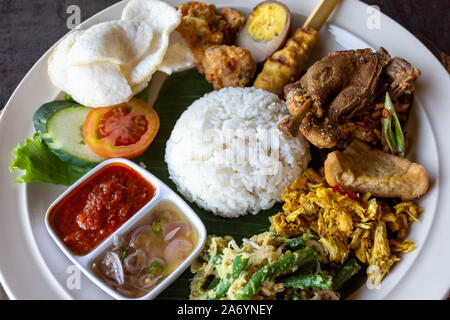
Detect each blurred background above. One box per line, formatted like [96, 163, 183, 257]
[0, 0, 449, 299]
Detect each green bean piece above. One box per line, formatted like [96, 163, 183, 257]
[285, 237, 304, 249]
[297, 258, 319, 275]
[210, 254, 249, 300]
[207, 276, 221, 290]
[202, 254, 223, 291]
[284, 231, 318, 249]
[333, 258, 361, 290]
[233, 247, 316, 300]
[283, 274, 332, 290]
[232, 255, 249, 278]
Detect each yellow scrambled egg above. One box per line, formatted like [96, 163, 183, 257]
[270, 168, 421, 284]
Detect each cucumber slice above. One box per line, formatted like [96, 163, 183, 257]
[33, 100, 76, 134]
[33, 101, 106, 167]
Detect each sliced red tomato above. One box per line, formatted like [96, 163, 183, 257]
[83, 98, 159, 159]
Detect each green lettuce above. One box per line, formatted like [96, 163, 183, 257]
[9, 134, 91, 186]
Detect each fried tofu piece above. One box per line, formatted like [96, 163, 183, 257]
[324, 139, 429, 200]
[203, 45, 256, 90]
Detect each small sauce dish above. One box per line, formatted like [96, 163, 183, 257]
[45, 158, 207, 300]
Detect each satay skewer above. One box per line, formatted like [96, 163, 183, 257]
[303, 0, 341, 30]
[253, 0, 341, 97]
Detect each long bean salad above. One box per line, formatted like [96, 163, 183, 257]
[189, 231, 361, 300]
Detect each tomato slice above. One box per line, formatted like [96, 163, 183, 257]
[83, 98, 159, 158]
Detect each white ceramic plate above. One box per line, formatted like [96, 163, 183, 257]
[1, 0, 449, 300]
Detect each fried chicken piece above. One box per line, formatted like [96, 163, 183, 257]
[202, 45, 256, 90]
[324, 139, 429, 200]
[281, 48, 420, 149]
[367, 221, 399, 285]
[220, 7, 245, 43]
[176, 2, 245, 74]
[270, 168, 422, 284]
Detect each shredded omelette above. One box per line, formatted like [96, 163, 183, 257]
[270, 168, 421, 285]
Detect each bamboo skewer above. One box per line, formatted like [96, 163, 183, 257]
[253, 0, 341, 96]
[303, 0, 341, 31]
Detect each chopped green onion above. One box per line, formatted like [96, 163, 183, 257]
[147, 261, 165, 276]
[382, 92, 405, 156]
[152, 218, 168, 234]
[122, 248, 128, 261]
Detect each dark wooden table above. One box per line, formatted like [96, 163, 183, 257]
[0, 0, 448, 300]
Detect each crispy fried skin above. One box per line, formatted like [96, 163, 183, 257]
[202, 45, 256, 90]
[176, 2, 245, 74]
[324, 139, 429, 200]
[384, 57, 421, 100]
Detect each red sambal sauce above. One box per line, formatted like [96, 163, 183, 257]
[49, 163, 155, 255]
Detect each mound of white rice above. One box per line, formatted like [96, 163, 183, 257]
[165, 87, 310, 218]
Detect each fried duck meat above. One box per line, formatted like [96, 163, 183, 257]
[384, 57, 421, 101]
[202, 45, 256, 90]
[176, 2, 245, 74]
[280, 48, 420, 149]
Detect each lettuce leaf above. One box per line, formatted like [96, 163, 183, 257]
[9, 134, 91, 186]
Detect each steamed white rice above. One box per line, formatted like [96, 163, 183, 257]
[165, 87, 310, 218]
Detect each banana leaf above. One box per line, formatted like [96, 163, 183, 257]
[133, 68, 282, 299]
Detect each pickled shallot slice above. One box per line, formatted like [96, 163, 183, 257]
[163, 221, 190, 241]
[158, 210, 178, 222]
[113, 234, 127, 249]
[149, 256, 166, 267]
[164, 240, 193, 265]
[164, 227, 180, 241]
[116, 285, 145, 297]
[124, 249, 149, 274]
[129, 225, 153, 251]
[102, 251, 125, 285]
[136, 274, 163, 290]
[148, 210, 175, 225]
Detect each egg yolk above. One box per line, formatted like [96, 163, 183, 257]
[246, 3, 287, 42]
